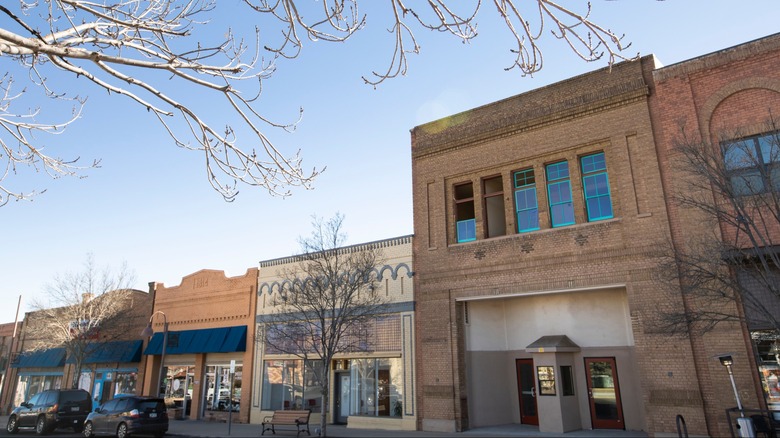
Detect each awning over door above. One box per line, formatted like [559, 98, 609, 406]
[143, 326, 247, 355]
[12, 348, 67, 368]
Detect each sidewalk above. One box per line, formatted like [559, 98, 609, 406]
[0, 415, 648, 437]
[165, 418, 649, 438]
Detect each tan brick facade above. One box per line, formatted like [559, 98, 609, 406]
[410, 33, 780, 433]
[143, 269, 258, 423]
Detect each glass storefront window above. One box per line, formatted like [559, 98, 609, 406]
[14, 374, 63, 406]
[203, 364, 242, 416]
[261, 360, 303, 410]
[114, 372, 137, 395]
[349, 358, 403, 417]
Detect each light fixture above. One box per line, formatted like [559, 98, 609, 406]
[716, 353, 755, 437]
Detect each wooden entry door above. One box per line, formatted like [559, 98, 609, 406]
[585, 357, 624, 429]
[515, 359, 538, 425]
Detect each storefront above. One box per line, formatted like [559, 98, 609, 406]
[143, 326, 247, 421]
[10, 348, 66, 406]
[253, 235, 416, 431]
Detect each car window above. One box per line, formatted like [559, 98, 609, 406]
[39, 392, 56, 406]
[26, 393, 41, 406]
[61, 390, 88, 404]
[114, 398, 131, 412]
[101, 399, 118, 412]
[138, 400, 166, 413]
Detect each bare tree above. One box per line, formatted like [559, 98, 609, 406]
[0, 1, 635, 205]
[655, 119, 780, 336]
[25, 254, 138, 389]
[262, 214, 386, 437]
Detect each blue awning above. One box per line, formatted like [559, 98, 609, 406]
[143, 326, 247, 355]
[66, 340, 143, 364]
[12, 348, 66, 368]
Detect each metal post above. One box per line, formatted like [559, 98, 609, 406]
[159, 320, 168, 398]
[726, 363, 755, 438]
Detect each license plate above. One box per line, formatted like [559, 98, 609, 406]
[150, 413, 157, 418]
[71, 407, 79, 412]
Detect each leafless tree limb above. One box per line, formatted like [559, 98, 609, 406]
[654, 118, 780, 337]
[262, 214, 387, 437]
[1, 1, 634, 204]
[25, 254, 139, 388]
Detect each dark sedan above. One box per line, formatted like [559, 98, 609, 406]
[83, 397, 167, 438]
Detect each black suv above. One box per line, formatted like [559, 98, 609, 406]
[6, 389, 92, 435]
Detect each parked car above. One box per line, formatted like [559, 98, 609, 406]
[6, 388, 92, 435]
[83, 396, 168, 438]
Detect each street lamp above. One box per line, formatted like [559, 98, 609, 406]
[141, 311, 168, 398]
[717, 354, 755, 438]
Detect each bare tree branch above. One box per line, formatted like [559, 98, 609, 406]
[261, 214, 387, 437]
[25, 254, 139, 388]
[654, 117, 780, 337]
[1, 1, 634, 204]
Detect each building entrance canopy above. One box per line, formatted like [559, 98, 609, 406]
[143, 326, 247, 355]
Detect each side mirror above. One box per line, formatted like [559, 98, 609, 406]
[20, 402, 30, 409]
[93, 408, 101, 413]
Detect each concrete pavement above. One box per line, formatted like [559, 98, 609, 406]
[164, 418, 648, 438]
[0, 415, 649, 437]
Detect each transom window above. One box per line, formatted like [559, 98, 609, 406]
[455, 182, 476, 242]
[514, 168, 539, 232]
[723, 131, 780, 196]
[580, 152, 613, 221]
[546, 161, 575, 227]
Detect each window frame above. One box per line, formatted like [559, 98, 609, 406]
[723, 131, 780, 196]
[546, 161, 575, 228]
[482, 175, 506, 238]
[454, 182, 476, 243]
[580, 152, 614, 222]
[513, 168, 540, 233]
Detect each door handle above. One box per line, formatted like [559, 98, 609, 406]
[531, 386, 536, 398]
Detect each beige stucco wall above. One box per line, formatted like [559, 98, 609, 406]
[462, 288, 643, 431]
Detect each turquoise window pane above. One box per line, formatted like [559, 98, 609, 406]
[548, 181, 572, 204]
[515, 187, 539, 232]
[550, 203, 575, 227]
[581, 153, 606, 173]
[546, 162, 569, 181]
[457, 219, 476, 242]
[517, 210, 539, 232]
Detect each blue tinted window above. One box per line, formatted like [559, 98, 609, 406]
[581, 153, 613, 222]
[457, 219, 476, 242]
[514, 169, 539, 233]
[546, 162, 574, 227]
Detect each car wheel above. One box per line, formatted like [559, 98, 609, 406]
[116, 422, 128, 438]
[6, 415, 19, 434]
[35, 416, 48, 435]
[83, 421, 94, 438]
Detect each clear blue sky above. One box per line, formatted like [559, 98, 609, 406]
[2, 1, 778, 323]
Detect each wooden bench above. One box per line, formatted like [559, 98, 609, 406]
[261, 409, 311, 437]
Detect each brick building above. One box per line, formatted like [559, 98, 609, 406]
[142, 269, 258, 423]
[2, 289, 152, 411]
[410, 33, 780, 435]
[250, 235, 417, 431]
[649, 33, 780, 434]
